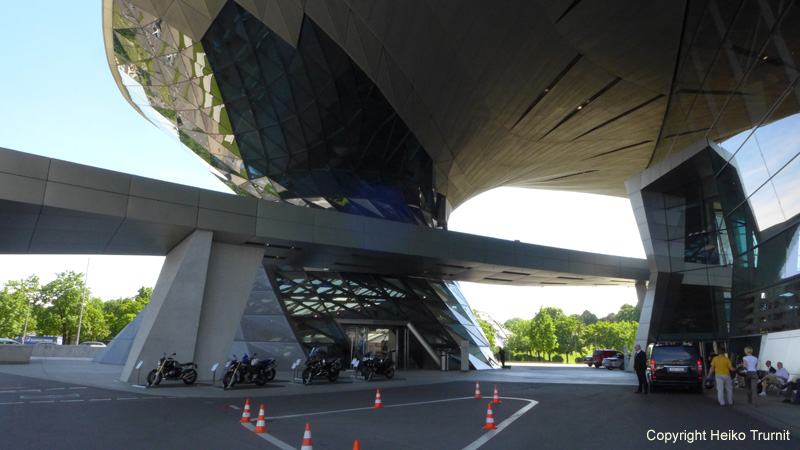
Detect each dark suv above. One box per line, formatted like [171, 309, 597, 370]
[647, 344, 703, 392]
[583, 349, 619, 368]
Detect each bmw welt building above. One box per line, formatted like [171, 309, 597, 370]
[3, 0, 800, 381]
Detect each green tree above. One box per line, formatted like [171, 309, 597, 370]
[554, 314, 583, 363]
[34, 271, 89, 344]
[530, 308, 557, 360]
[579, 310, 598, 326]
[615, 303, 641, 322]
[0, 277, 39, 338]
[505, 319, 532, 358]
[103, 286, 151, 339]
[79, 298, 109, 342]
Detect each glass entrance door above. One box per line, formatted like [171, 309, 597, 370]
[345, 325, 405, 370]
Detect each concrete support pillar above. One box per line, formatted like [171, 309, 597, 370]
[121, 231, 266, 383]
[122, 230, 213, 383]
[193, 242, 265, 381]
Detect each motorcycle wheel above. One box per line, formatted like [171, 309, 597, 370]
[255, 372, 267, 386]
[182, 369, 197, 385]
[265, 367, 276, 382]
[302, 368, 313, 385]
[367, 368, 374, 382]
[385, 367, 395, 379]
[328, 369, 340, 382]
[223, 371, 235, 390]
[146, 370, 157, 386]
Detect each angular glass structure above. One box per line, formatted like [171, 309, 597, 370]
[108, 0, 494, 369]
[630, 0, 800, 357]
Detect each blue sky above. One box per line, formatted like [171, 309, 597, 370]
[0, 1, 644, 322]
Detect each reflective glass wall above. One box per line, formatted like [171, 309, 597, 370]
[634, 0, 800, 342]
[272, 270, 498, 370]
[111, 0, 440, 227]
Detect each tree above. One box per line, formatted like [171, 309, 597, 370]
[78, 298, 109, 342]
[34, 271, 89, 344]
[1, 276, 41, 339]
[579, 310, 598, 326]
[615, 303, 641, 323]
[530, 308, 557, 360]
[0, 277, 40, 338]
[103, 286, 151, 340]
[505, 319, 532, 358]
[554, 314, 583, 363]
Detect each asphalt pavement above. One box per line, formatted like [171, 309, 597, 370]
[1, 359, 798, 449]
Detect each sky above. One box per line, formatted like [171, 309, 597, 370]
[0, 2, 645, 324]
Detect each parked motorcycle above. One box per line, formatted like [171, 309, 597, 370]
[147, 352, 198, 386]
[360, 352, 395, 381]
[223, 353, 276, 389]
[302, 347, 342, 384]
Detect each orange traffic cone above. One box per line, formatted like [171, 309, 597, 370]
[353, 440, 360, 450]
[474, 381, 482, 398]
[240, 399, 251, 423]
[373, 389, 383, 408]
[301, 423, 313, 450]
[253, 404, 267, 433]
[492, 385, 501, 404]
[483, 402, 497, 430]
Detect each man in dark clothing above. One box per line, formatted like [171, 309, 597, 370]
[498, 347, 506, 368]
[634, 344, 648, 394]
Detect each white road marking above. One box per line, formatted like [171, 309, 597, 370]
[116, 398, 138, 400]
[29, 401, 55, 404]
[68, 387, 87, 390]
[89, 398, 112, 402]
[230, 405, 240, 410]
[0, 402, 24, 405]
[46, 388, 65, 391]
[463, 398, 538, 450]
[60, 400, 84, 403]
[241, 423, 296, 450]
[253, 395, 538, 449]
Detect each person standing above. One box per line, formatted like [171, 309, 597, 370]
[743, 346, 759, 407]
[706, 351, 736, 406]
[633, 344, 648, 394]
[498, 347, 506, 368]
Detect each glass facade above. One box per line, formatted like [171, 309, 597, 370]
[110, 0, 439, 227]
[273, 270, 498, 370]
[636, 0, 800, 343]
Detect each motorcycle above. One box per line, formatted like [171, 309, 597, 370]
[302, 347, 342, 385]
[223, 353, 276, 389]
[359, 352, 395, 381]
[147, 352, 198, 386]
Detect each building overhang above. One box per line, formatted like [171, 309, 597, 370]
[0, 147, 648, 287]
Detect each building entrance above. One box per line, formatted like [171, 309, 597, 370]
[344, 325, 410, 370]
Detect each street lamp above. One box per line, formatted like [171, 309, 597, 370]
[75, 258, 90, 345]
[572, 333, 577, 364]
[594, 333, 598, 349]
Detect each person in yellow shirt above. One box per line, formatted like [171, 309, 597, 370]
[707, 352, 736, 406]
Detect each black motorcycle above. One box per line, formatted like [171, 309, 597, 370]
[147, 352, 197, 386]
[223, 354, 276, 389]
[302, 347, 342, 384]
[360, 352, 395, 381]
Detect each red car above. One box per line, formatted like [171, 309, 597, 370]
[584, 349, 619, 368]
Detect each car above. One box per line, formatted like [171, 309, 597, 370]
[647, 344, 704, 393]
[602, 351, 625, 370]
[79, 341, 106, 347]
[0, 338, 22, 345]
[584, 349, 620, 368]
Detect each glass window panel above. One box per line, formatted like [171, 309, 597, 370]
[729, 133, 772, 199]
[747, 180, 784, 230]
[769, 153, 800, 222]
